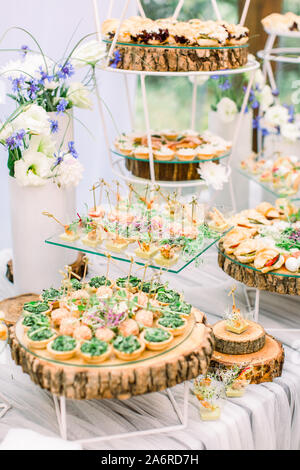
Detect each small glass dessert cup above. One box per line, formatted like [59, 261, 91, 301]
[141, 327, 174, 351]
[79, 338, 112, 364]
[47, 335, 79, 361]
[197, 398, 221, 421]
[225, 379, 249, 397]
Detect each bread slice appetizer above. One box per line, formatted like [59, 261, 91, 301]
[254, 248, 285, 273]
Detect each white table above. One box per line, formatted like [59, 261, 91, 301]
[0, 248, 300, 450]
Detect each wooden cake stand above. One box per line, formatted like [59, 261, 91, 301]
[211, 320, 284, 384]
[2, 296, 215, 444]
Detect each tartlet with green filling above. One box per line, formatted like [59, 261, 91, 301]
[141, 327, 173, 351]
[113, 334, 145, 361]
[23, 301, 51, 316]
[47, 335, 78, 360]
[116, 276, 141, 293]
[156, 288, 181, 306]
[157, 315, 187, 336]
[25, 326, 56, 349]
[79, 337, 112, 363]
[141, 281, 164, 295]
[165, 301, 192, 317]
[22, 313, 50, 332]
[87, 276, 113, 293]
[40, 288, 62, 308]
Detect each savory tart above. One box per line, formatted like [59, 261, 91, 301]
[113, 334, 145, 361]
[26, 327, 57, 349]
[79, 337, 112, 364]
[141, 327, 173, 351]
[22, 313, 50, 332]
[157, 314, 187, 336]
[47, 335, 78, 360]
[23, 301, 51, 316]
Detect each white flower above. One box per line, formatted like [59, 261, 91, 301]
[0, 122, 14, 141]
[0, 53, 54, 80]
[216, 97, 238, 123]
[281, 122, 300, 142]
[254, 69, 265, 91]
[28, 134, 56, 157]
[14, 149, 54, 187]
[67, 82, 93, 109]
[55, 154, 83, 188]
[188, 74, 209, 87]
[198, 161, 230, 190]
[258, 85, 274, 112]
[264, 104, 289, 127]
[12, 104, 51, 135]
[43, 78, 59, 90]
[71, 40, 106, 68]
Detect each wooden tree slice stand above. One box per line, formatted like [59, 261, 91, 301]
[107, 42, 248, 72]
[210, 335, 284, 384]
[213, 320, 266, 355]
[9, 309, 215, 400]
[125, 158, 201, 181]
[0, 294, 39, 326]
[218, 244, 300, 296]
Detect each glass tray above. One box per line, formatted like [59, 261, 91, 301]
[15, 315, 195, 368]
[218, 246, 300, 278]
[103, 39, 249, 51]
[45, 229, 229, 274]
[237, 167, 300, 201]
[111, 148, 230, 164]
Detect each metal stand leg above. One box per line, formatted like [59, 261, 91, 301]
[0, 391, 11, 419]
[52, 382, 189, 445]
[254, 288, 260, 322]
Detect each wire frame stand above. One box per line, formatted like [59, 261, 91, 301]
[92, 0, 259, 210]
[0, 340, 11, 419]
[52, 381, 189, 445]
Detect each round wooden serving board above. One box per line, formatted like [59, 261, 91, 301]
[9, 309, 215, 400]
[213, 320, 266, 355]
[210, 334, 284, 384]
[218, 244, 300, 296]
[0, 294, 39, 326]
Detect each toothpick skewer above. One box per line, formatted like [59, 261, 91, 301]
[127, 257, 134, 289]
[228, 285, 237, 310]
[82, 255, 89, 282]
[98, 178, 105, 205]
[90, 184, 97, 211]
[42, 211, 65, 228]
[105, 254, 111, 286]
[140, 263, 149, 293]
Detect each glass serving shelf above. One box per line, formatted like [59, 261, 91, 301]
[236, 167, 300, 201]
[103, 39, 249, 51]
[111, 148, 230, 164]
[218, 246, 300, 278]
[15, 314, 195, 368]
[46, 228, 230, 274]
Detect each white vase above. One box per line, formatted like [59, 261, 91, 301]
[47, 111, 74, 152]
[9, 177, 76, 295]
[208, 110, 253, 161]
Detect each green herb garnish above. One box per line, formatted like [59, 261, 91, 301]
[113, 335, 141, 354]
[158, 316, 185, 329]
[41, 288, 62, 302]
[80, 338, 108, 356]
[89, 276, 111, 288]
[144, 327, 171, 343]
[23, 301, 49, 314]
[28, 327, 55, 341]
[70, 279, 82, 291]
[167, 301, 192, 316]
[116, 276, 141, 289]
[156, 288, 180, 304]
[51, 335, 77, 352]
[23, 314, 50, 329]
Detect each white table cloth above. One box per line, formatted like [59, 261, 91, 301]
[0, 248, 300, 450]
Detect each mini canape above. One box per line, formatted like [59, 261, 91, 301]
[105, 238, 130, 253]
[116, 276, 141, 293]
[113, 335, 145, 361]
[156, 288, 181, 306]
[40, 288, 62, 309]
[59, 225, 79, 242]
[157, 315, 187, 336]
[154, 147, 175, 162]
[154, 245, 179, 267]
[79, 337, 112, 364]
[141, 327, 173, 351]
[82, 229, 102, 247]
[25, 327, 57, 349]
[175, 148, 197, 161]
[47, 335, 78, 360]
[134, 241, 159, 259]
[23, 301, 51, 316]
[22, 313, 50, 332]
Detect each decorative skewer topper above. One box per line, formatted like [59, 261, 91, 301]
[225, 286, 248, 334]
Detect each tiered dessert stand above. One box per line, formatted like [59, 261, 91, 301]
[93, 0, 259, 211]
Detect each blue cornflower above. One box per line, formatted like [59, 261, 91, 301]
[49, 119, 59, 134]
[251, 100, 259, 109]
[56, 98, 68, 114]
[218, 79, 231, 91]
[53, 153, 64, 168]
[110, 50, 121, 69]
[20, 45, 29, 58]
[10, 75, 25, 93]
[68, 141, 78, 159]
[27, 79, 40, 99]
[272, 88, 279, 97]
[252, 116, 261, 129]
[38, 66, 50, 82]
[5, 129, 26, 150]
[57, 61, 74, 79]
[262, 128, 270, 137]
[211, 74, 221, 80]
[284, 104, 295, 123]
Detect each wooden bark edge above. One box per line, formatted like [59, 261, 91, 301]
[218, 244, 300, 296]
[213, 320, 266, 355]
[9, 321, 215, 400]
